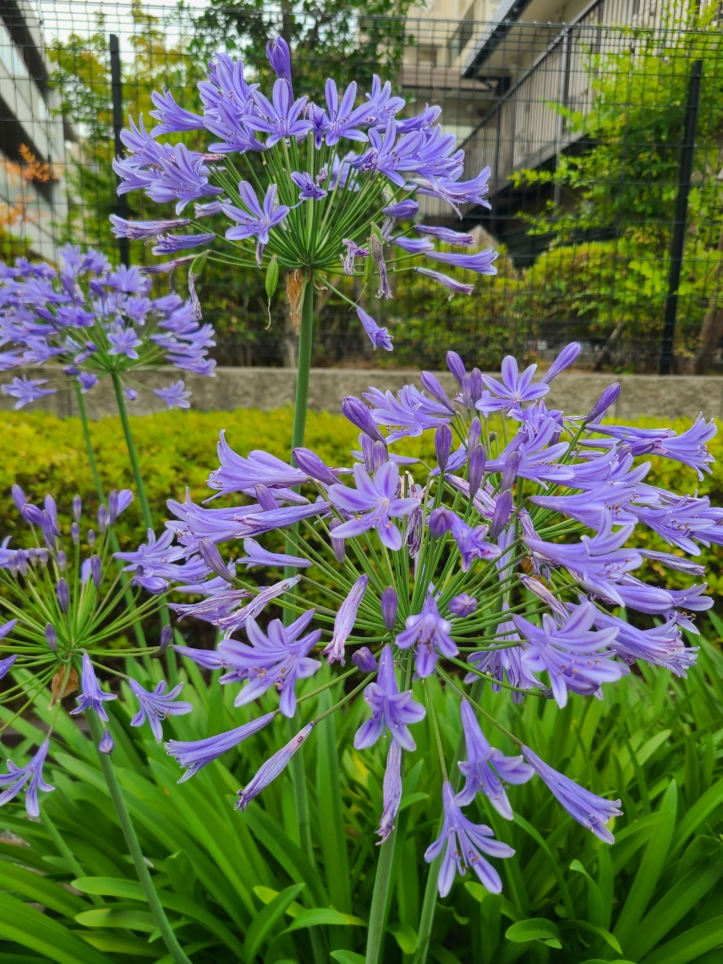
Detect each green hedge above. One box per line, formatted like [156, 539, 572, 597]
[1, 407, 722, 593]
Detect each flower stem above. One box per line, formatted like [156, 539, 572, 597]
[75, 387, 152, 672]
[109, 374, 175, 678]
[86, 712, 192, 964]
[110, 372, 154, 531]
[365, 826, 397, 964]
[291, 273, 315, 453]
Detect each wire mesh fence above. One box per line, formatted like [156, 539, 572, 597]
[0, 1, 721, 372]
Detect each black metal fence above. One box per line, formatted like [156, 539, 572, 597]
[1, 2, 722, 372]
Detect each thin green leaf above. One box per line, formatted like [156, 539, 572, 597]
[0, 892, 114, 964]
[641, 915, 723, 964]
[245, 883, 305, 964]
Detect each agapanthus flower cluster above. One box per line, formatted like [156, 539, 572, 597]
[112, 38, 497, 352]
[0, 245, 215, 409]
[116, 342, 716, 898]
[0, 488, 191, 814]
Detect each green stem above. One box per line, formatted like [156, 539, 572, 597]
[109, 374, 176, 678]
[76, 388, 152, 672]
[291, 274, 315, 455]
[87, 712, 192, 964]
[110, 373, 153, 531]
[365, 827, 397, 964]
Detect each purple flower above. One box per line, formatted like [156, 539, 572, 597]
[149, 89, 205, 135]
[173, 644, 228, 670]
[541, 342, 581, 383]
[450, 594, 477, 617]
[238, 536, 311, 569]
[209, 431, 307, 495]
[152, 233, 216, 255]
[414, 267, 474, 297]
[354, 646, 425, 751]
[522, 746, 621, 843]
[236, 723, 314, 811]
[206, 577, 300, 633]
[477, 356, 549, 414]
[129, 679, 193, 741]
[383, 199, 419, 218]
[248, 80, 312, 146]
[393, 236, 434, 254]
[599, 415, 717, 480]
[352, 647, 378, 672]
[378, 740, 402, 843]
[110, 215, 191, 239]
[70, 654, 117, 722]
[323, 575, 368, 664]
[166, 712, 275, 783]
[319, 79, 371, 146]
[107, 327, 142, 360]
[222, 182, 290, 263]
[293, 447, 340, 487]
[291, 171, 328, 201]
[424, 781, 515, 897]
[77, 372, 97, 393]
[396, 593, 458, 677]
[512, 602, 627, 707]
[426, 248, 498, 275]
[154, 380, 191, 409]
[364, 384, 450, 442]
[449, 516, 500, 572]
[357, 306, 393, 351]
[329, 462, 420, 550]
[1, 376, 56, 409]
[381, 586, 398, 632]
[457, 702, 533, 818]
[0, 739, 54, 817]
[416, 167, 492, 216]
[415, 225, 475, 245]
[98, 730, 115, 754]
[218, 610, 321, 717]
[354, 118, 423, 187]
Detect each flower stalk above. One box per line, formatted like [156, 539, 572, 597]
[86, 711, 192, 964]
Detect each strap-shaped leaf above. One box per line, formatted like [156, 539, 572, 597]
[244, 883, 305, 964]
[0, 892, 114, 964]
[642, 914, 723, 964]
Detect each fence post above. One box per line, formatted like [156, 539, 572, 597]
[109, 34, 130, 268]
[659, 59, 702, 375]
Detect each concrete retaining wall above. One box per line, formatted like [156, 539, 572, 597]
[1, 366, 721, 421]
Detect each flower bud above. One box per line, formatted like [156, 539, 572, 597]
[91, 554, 102, 590]
[293, 447, 338, 486]
[541, 342, 581, 383]
[72, 495, 82, 523]
[429, 506, 454, 538]
[99, 730, 115, 754]
[198, 539, 234, 582]
[468, 417, 482, 452]
[489, 490, 513, 539]
[449, 593, 477, 617]
[329, 518, 346, 564]
[15, 550, 28, 577]
[470, 369, 483, 403]
[71, 522, 80, 545]
[11, 484, 25, 513]
[88, 530, 96, 547]
[381, 586, 398, 632]
[341, 397, 385, 443]
[468, 446, 486, 497]
[446, 350, 466, 385]
[585, 382, 621, 424]
[56, 578, 70, 612]
[352, 647, 378, 673]
[40, 509, 57, 550]
[420, 371, 455, 413]
[434, 424, 453, 473]
[500, 451, 520, 492]
[159, 625, 173, 653]
[254, 484, 279, 512]
[461, 373, 473, 409]
[37, 548, 49, 568]
[56, 551, 67, 571]
[7, 554, 18, 578]
[97, 505, 108, 532]
[45, 623, 57, 651]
